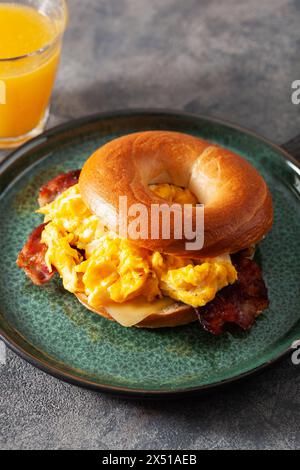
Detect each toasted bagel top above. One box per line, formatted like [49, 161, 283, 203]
[79, 131, 273, 257]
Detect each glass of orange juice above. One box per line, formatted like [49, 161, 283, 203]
[0, 0, 68, 148]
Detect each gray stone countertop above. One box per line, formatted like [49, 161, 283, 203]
[1, 0, 300, 450]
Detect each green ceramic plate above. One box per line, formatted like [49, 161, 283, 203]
[0, 110, 300, 398]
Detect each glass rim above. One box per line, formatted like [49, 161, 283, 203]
[0, 0, 68, 62]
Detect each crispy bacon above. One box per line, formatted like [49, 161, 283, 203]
[17, 223, 55, 285]
[196, 255, 269, 335]
[18, 170, 80, 285]
[38, 169, 81, 207]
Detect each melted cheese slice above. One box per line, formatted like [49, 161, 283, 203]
[105, 297, 175, 327]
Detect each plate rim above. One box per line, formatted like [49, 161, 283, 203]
[0, 108, 299, 398]
[0, 329, 293, 398]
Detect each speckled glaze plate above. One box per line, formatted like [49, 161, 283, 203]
[0, 110, 300, 398]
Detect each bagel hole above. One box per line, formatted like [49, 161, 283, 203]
[149, 183, 199, 205]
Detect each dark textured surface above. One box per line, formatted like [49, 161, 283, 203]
[1, 0, 300, 450]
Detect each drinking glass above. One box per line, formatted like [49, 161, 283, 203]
[0, 0, 68, 148]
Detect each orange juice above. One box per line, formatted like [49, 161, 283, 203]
[0, 2, 65, 142]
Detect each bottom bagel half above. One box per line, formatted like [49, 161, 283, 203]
[75, 293, 197, 329]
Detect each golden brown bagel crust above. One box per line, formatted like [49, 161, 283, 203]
[79, 131, 273, 257]
[75, 293, 197, 328]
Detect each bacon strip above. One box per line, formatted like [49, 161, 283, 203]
[18, 170, 81, 284]
[17, 224, 55, 285]
[38, 169, 81, 207]
[196, 255, 269, 335]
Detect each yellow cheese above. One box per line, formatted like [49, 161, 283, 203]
[105, 296, 175, 327]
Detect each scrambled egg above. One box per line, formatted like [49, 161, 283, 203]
[38, 184, 237, 310]
[149, 183, 198, 205]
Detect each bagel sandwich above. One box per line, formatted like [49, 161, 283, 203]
[17, 131, 273, 334]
